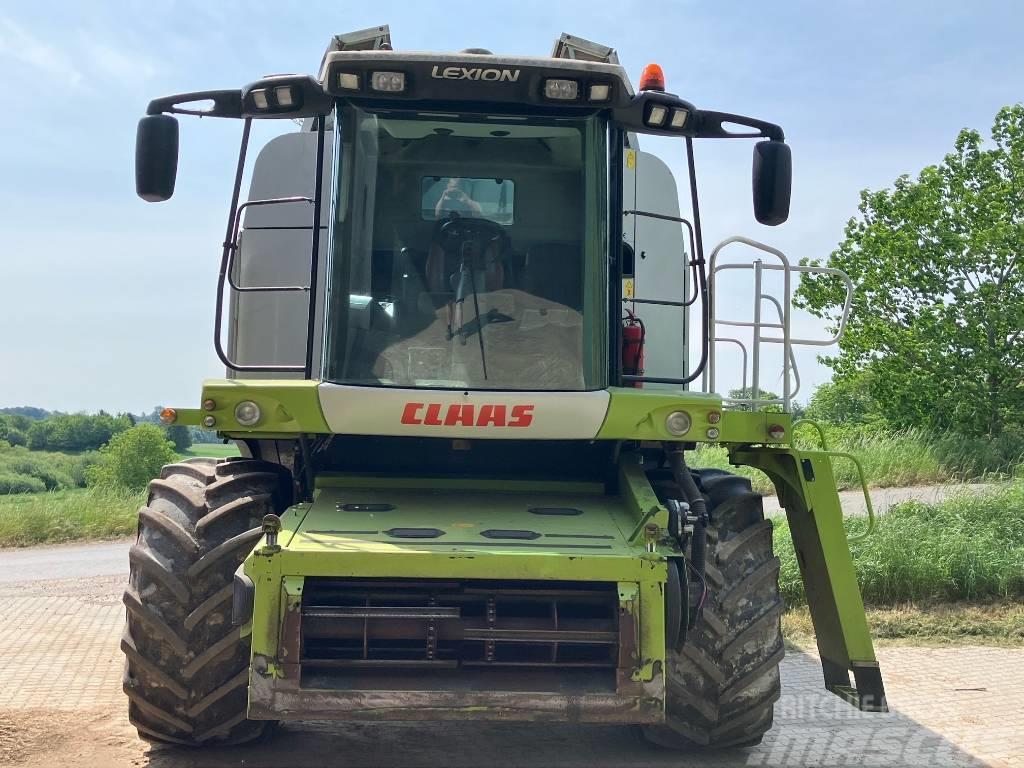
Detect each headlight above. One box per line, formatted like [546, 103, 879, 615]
[664, 411, 692, 436]
[646, 104, 668, 127]
[543, 79, 579, 100]
[234, 401, 262, 427]
[370, 71, 406, 92]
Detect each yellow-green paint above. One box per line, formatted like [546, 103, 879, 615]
[597, 387, 791, 444]
[619, 460, 669, 540]
[198, 379, 329, 435]
[732, 445, 878, 666]
[242, 471, 674, 687]
[316, 474, 605, 494]
[171, 382, 792, 444]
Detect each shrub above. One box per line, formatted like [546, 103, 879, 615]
[86, 424, 177, 490]
[0, 445, 96, 491]
[0, 473, 47, 494]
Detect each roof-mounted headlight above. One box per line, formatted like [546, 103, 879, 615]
[543, 78, 579, 100]
[370, 71, 406, 93]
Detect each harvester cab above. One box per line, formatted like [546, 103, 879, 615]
[126, 26, 886, 750]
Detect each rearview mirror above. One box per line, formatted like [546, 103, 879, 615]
[752, 140, 791, 226]
[136, 114, 179, 202]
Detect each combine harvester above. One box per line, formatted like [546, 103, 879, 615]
[126, 26, 885, 750]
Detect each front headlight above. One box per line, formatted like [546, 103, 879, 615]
[234, 401, 261, 427]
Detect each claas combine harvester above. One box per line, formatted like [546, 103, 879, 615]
[124, 26, 886, 751]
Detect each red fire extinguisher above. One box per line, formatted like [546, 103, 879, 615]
[622, 313, 645, 387]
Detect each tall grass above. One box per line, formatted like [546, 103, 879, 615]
[694, 426, 1024, 493]
[774, 480, 1024, 605]
[0, 486, 144, 547]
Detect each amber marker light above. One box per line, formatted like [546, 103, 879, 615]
[159, 407, 177, 425]
[639, 63, 666, 92]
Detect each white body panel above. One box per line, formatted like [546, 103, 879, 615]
[621, 148, 689, 383]
[228, 132, 331, 378]
[318, 384, 611, 439]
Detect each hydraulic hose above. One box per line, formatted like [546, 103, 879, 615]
[667, 444, 709, 626]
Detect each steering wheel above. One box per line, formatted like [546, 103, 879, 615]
[437, 216, 505, 251]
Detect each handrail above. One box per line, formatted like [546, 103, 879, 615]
[748, 262, 854, 346]
[793, 419, 876, 542]
[705, 238, 853, 411]
[213, 115, 326, 375]
[713, 337, 748, 394]
[706, 237, 792, 409]
[226, 197, 315, 293]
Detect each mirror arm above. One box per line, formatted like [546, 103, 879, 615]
[691, 110, 785, 142]
[146, 90, 243, 118]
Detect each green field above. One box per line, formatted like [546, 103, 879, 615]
[181, 443, 241, 459]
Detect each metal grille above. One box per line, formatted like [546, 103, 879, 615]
[300, 579, 619, 672]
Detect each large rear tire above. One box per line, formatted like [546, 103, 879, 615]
[121, 457, 291, 746]
[642, 469, 784, 750]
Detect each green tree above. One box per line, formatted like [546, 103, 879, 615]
[165, 425, 192, 452]
[804, 371, 887, 429]
[797, 105, 1024, 437]
[25, 412, 131, 451]
[86, 424, 177, 490]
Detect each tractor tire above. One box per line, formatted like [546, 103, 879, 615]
[121, 457, 291, 746]
[642, 469, 784, 750]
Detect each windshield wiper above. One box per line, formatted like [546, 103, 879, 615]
[464, 247, 487, 380]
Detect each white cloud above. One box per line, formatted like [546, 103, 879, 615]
[0, 15, 83, 86]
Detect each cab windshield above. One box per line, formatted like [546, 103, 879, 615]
[324, 106, 608, 391]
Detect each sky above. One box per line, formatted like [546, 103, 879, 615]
[1, 0, 1022, 414]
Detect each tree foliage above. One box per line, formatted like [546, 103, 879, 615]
[797, 105, 1024, 436]
[26, 412, 132, 452]
[86, 424, 177, 490]
[803, 371, 888, 429]
[165, 425, 192, 452]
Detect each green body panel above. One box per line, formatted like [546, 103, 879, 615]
[316, 474, 604, 494]
[242, 444, 884, 717]
[196, 379, 330, 434]
[244, 467, 671, 684]
[597, 387, 791, 444]
[732, 446, 885, 710]
[177, 381, 788, 445]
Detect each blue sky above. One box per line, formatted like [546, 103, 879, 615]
[1, 1, 1022, 413]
